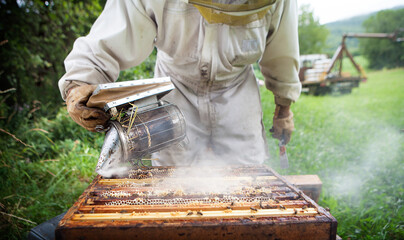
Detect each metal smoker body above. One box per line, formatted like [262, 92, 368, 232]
[94, 78, 186, 176]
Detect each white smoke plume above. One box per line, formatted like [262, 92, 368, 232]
[328, 125, 401, 200]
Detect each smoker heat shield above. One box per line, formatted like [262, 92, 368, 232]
[56, 165, 337, 240]
[88, 77, 174, 112]
[96, 102, 186, 176]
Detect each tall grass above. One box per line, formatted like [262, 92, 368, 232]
[0, 68, 403, 239]
[260, 68, 404, 239]
[0, 109, 103, 239]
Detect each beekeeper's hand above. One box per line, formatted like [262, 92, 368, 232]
[270, 105, 294, 144]
[66, 85, 109, 132]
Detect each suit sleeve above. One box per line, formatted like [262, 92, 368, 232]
[259, 0, 301, 106]
[58, 0, 157, 99]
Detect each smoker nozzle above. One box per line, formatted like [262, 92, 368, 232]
[96, 124, 126, 176]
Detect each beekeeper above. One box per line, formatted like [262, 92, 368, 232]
[60, 0, 301, 166]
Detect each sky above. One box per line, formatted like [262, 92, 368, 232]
[297, 0, 404, 24]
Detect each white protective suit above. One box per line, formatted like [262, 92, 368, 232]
[58, 0, 301, 166]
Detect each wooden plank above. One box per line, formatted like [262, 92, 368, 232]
[56, 218, 334, 240]
[283, 175, 322, 202]
[71, 208, 318, 221]
[77, 200, 310, 213]
[98, 175, 278, 185]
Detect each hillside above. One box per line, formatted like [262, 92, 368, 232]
[323, 5, 404, 56]
[324, 14, 370, 56]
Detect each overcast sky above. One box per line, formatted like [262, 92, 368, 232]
[297, 0, 404, 24]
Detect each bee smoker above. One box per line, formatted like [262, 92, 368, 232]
[91, 78, 186, 176]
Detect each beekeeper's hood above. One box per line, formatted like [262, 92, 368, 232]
[182, 0, 277, 25]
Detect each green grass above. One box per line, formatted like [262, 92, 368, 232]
[341, 55, 369, 76]
[0, 68, 403, 239]
[0, 110, 102, 239]
[260, 68, 404, 239]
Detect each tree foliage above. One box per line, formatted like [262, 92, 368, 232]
[360, 8, 404, 69]
[298, 4, 329, 55]
[324, 15, 368, 56]
[0, 0, 104, 121]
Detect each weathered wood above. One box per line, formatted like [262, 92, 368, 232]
[57, 218, 335, 240]
[283, 175, 322, 203]
[98, 175, 278, 185]
[56, 166, 337, 240]
[77, 200, 310, 213]
[72, 208, 318, 221]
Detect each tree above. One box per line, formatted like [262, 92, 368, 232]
[298, 4, 329, 55]
[0, 1, 104, 120]
[360, 8, 404, 69]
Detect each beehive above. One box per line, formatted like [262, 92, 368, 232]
[56, 165, 337, 240]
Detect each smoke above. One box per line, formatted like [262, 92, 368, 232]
[327, 125, 401, 200]
[155, 166, 248, 195]
[150, 141, 260, 195]
[96, 165, 130, 178]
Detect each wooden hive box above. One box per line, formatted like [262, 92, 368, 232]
[56, 165, 337, 240]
